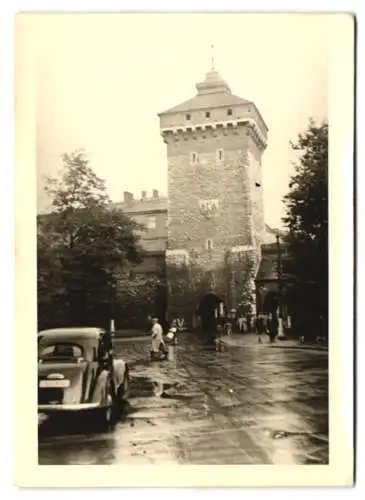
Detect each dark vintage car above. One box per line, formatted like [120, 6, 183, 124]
[38, 327, 129, 429]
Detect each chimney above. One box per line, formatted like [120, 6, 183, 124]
[141, 190, 147, 200]
[123, 191, 133, 205]
[152, 189, 159, 199]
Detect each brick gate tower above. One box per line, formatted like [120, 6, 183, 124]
[159, 69, 268, 330]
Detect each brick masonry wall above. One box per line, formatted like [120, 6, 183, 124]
[247, 133, 266, 252]
[164, 122, 266, 322]
[167, 126, 252, 252]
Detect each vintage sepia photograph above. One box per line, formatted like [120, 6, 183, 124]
[14, 10, 354, 486]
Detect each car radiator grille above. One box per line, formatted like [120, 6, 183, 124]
[38, 388, 64, 405]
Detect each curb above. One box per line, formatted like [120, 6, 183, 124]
[114, 336, 150, 342]
[219, 339, 328, 352]
[269, 344, 328, 352]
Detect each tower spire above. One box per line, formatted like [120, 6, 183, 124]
[210, 44, 215, 71]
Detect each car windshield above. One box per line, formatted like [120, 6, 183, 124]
[38, 343, 84, 361]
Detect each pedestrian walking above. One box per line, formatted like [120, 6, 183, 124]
[263, 313, 268, 337]
[166, 320, 177, 342]
[237, 314, 246, 333]
[176, 317, 185, 333]
[215, 321, 224, 351]
[224, 318, 232, 337]
[246, 313, 252, 332]
[255, 314, 265, 343]
[150, 317, 166, 360]
[269, 313, 278, 342]
[165, 320, 178, 360]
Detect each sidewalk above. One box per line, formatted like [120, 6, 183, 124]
[219, 333, 328, 351]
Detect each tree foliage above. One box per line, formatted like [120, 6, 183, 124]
[166, 251, 256, 328]
[230, 252, 256, 314]
[37, 151, 144, 329]
[44, 151, 110, 212]
[115, 275, 166, 329]
[282, 119, 328, 336]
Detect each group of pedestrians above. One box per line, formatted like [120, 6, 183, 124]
[216, 313, 253, 336]
[147, 311, 279, 360]
[215, 312, 279, 343]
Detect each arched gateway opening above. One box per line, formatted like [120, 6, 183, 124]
[262, 291, 279, 316]
[196, 293, 222, 336]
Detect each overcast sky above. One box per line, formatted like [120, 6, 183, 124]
[35, 13, 328, 228]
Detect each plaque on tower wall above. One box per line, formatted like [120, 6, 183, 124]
[198, 199, 219, 219]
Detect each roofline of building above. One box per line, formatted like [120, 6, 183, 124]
[139, 249, 166, 256]
[158, 100, 253, 117]
[159, 99, 268, 132]
[121, 208, 167, 216]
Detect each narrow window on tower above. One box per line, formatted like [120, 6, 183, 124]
[205, 111, 211, 118]
[186, 113, 191, 120]
[205, 239, 213, 252]
[147, 216, 156, 229]
[190, 152, 198, 165]
[227, 108, 233, 116]
[216, 148, 224, 161]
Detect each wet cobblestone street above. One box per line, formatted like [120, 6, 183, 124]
[38, 334, 328, 465]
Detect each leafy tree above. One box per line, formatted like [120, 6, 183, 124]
[37, 218, 66, 328]
[282, 119, 328, 338]
[233, 260, 256, 315]
[115, 275, 166, 329]
[44, 150, 109, 211]
[37, 150, 144, 329]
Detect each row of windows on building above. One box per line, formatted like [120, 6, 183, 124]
[185, 108, 233, 121]
[191, 149, 224, 165]
[145, 215, 166, 229]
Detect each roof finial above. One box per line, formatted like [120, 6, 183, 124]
[210, 44, 215, 71]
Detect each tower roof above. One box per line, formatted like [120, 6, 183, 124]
[159, 70, 252, 115]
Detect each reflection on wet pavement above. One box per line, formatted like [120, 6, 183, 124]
[38, 334, 328, 465]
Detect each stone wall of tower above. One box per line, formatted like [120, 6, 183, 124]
[163, 122, 265, 324]
[247, 132, 266, 249]
[166, 125, 254, 255]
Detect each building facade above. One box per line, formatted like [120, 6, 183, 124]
[114, 189, 167, 279]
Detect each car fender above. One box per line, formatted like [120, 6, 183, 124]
[113, 359, 127, 389]
[90, 370, 111, 407]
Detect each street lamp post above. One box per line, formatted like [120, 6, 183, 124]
[231, 270, 236, 312]
[110, 280, 117, 335]
[276, 233, 286, 340]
